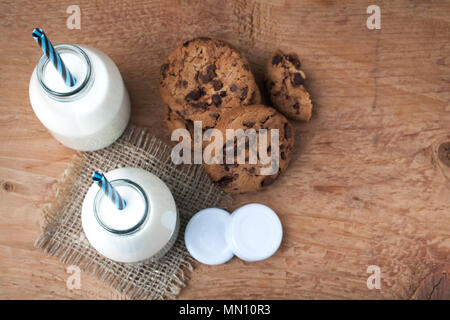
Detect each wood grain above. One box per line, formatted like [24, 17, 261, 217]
[0, 0, 449, 299]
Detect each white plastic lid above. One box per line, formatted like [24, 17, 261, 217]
[226, 203, 282, 262]
[184, 208, 234, 265]
[185, 203, 283, 265]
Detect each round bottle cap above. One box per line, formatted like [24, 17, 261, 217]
[226, 203, 282, 262]
[184, 208, 234, 265]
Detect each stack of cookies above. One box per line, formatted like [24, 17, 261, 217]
[159, 37, 313, 193]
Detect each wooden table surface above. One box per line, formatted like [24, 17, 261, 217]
[1, 0, 449, 300]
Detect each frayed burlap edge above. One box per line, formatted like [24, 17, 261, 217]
[34, 125, 233, 300]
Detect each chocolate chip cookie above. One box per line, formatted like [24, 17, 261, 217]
[159, 37, 261, 130]
[203, 105, 295, 194]
[265, 50, 313, 121]
[164, 104, 192, 136]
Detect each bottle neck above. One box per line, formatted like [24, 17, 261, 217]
[93, 179, 149, 235]
[37, 44, 92, 101]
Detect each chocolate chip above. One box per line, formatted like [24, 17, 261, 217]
[293, 103, 299, 110]
[185, 88, 205, 101]
[261, 175, 278, 187]
[206, 65, 216, 77]
[280, 144, 285, 150]
[272, 55, 282, 66]
[181, 80, 188, 87]
[243, 121, 255, 128]
[281, 152, 286, 160]
[161, 63, 169, 79]
[207, 64, 216, 73]
[284, 123, 292, 139]
[230, 84, 238, 92]
[183, 40, 191, 47]
[217, 176, 234, 187]
[248, 167, 255, 174]
[186, 90, 200, 101]
[287, 54, 301, 69]
[243, 63, 250, 71]
[220, 90, 227, 97]
[192, 102, 207, 108]
[167, 106, 173, 113]
[200, 64, 217, 83]
[224, 166, 230, 172]
[212, 94, 222, 106]
[240, 86, 248, 100]
[212, 80, 223, 91]
[209, 113, 220, 119]
[292, 73, 304, 86]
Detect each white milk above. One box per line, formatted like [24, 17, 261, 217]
[96, 183, 147, 232]
[43, 53, 87, 94]
[82, 168, 179, 264]
[29, 44, 130, 151]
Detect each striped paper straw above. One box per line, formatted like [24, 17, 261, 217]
[92, 171, 126, 210]
[32, 28, 77, 87]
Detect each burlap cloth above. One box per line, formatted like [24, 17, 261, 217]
[35, 125, 231, 299]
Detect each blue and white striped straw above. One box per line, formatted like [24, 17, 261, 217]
[32, 28, 77, 87]
[92, 171, 126, 210]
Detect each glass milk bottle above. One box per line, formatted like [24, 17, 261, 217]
[82, 168, 179, 264]
[29, 44, 130, 151]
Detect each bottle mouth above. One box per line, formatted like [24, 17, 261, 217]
[37, 44, 92, 100]
[93, 179, 149, 235]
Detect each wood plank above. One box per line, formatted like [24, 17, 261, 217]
[0, 0, 449, 299]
